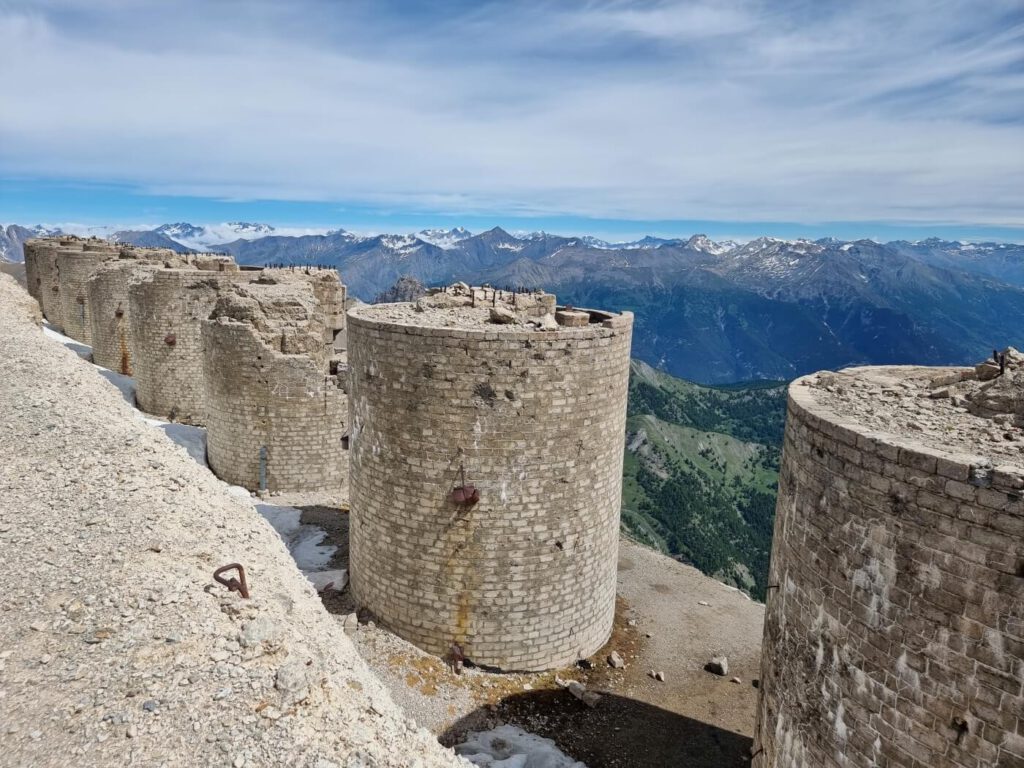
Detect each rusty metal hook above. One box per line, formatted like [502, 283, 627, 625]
[213, 563, 250, 599]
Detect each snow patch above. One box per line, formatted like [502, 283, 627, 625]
[255, 504, 337, 572]
[416, 227, 473, 249]
[455, 725, 587, 767]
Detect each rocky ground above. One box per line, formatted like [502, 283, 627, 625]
[807, 353, 1024, 463]
[312, 504, 765, 768]
[0, 274, 461, 768]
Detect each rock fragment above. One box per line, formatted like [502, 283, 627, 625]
[706, 656, 729, 676]
[488, 306, 516, 325]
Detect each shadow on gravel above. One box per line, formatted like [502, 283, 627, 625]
[440, 689, 752, 768]
[297, 505, 355, 615]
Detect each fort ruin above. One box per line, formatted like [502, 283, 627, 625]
[85, 252, 182, 374]
[128, 265, 251, 425]
[56, 242, 122, 344]
[25, 237, 354, 496]
[347, 286, 633, 671]
[23, 236, 112, 330]
[754, 360, 1024, 767]
[202, 273, 349, 493]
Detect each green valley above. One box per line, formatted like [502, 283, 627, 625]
[622, 360, 788, 600]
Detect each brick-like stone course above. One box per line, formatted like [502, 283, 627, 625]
[33, 239, 83, 329]
[347, 305, 633, 671]
[130, 269, 255, 425]
[22, 239, 46, 307]
[57, 246, 120, 343]
[87, 260, 161, 374]
[202, 277, 348, 492]
[753, 371, 1024, 768]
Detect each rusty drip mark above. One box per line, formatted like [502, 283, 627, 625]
[213, 563, 250, 598]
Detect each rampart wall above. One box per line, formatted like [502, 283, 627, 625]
[56, 246, 120, 343]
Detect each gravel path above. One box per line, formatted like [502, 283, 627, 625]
[0, 274, 462, 768]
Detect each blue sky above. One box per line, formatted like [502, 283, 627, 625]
[1, 0, 1023, 242]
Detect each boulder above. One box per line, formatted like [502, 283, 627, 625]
[976, 362, 1001, 381]
[555, 309, 589, 328]
[489, 306, 516, 325]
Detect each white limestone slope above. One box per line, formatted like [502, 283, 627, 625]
[0, 274, 463, 768]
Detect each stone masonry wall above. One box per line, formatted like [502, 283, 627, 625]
[202, 282, 347, 493]
[754, 372, 1024, 768]
[130, 269, 254, 425]
[22, 240, 46, 306]
[347, 307, 633, 671]
[87, 260, 162, 374]
[34, 240, 73, 328]
[56, 247, 119, 343]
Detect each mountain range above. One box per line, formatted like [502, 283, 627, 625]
[4, 221, 1024, 384]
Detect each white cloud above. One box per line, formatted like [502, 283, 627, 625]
[0, 0, 1022, 226]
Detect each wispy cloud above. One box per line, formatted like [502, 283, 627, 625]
[0, 0, 1022, 227]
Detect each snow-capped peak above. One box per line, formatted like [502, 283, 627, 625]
[155, 222, 205, 239]
[685, 234, 735, 256]
[416, 227, 473, 249]
[380, 234, 422, 255]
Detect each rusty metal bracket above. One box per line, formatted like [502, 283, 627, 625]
[213, 563, 250, 598]
[451, 463, 480, 506]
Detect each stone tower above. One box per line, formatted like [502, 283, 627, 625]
[22, 239, 49, 307]
[86, 249, 184, 375]
[128, 265, 247, 425]
[754, 361, 1024, 768]
[56, 242, 121, 343]
[202, 273, 349, 493]
[26, 237, 94, 330]
[347, 286, 633, 671]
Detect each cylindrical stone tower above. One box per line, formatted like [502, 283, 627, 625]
[347, 288, 633, 671]
[202, 277, 348, 493]
[87, 260, 161, 374]
[129, 268, 251, 425]
[755, 364, 1024, 768]
[57, 244, 120, 343]
[35, 238, 78, 328]
[22, 239, 47, 306]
